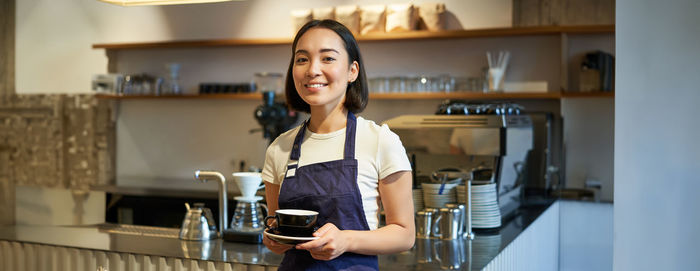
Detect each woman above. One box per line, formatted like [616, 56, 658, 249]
[261, 20, 415, 270]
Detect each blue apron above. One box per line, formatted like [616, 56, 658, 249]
[277, 112, 378, 271]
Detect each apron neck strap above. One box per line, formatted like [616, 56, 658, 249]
[289, 112, 356, 161]
[344, 112, 357, 160]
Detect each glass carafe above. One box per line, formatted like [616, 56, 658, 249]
[230, 200, 268, 232]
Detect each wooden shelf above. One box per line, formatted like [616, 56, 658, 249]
[560, 91, 614, 98]
[92, 25, 614, 50]
[95, 93, 263, 100]
[95, 91, 614, 100]
[369, 92, 561, 100]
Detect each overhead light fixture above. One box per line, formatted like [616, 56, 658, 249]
[98, 0, 239, 6]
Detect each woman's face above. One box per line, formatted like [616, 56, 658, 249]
[292, 27, 359, 112]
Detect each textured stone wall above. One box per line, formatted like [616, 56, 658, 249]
[0, 0, 15, 225]
[0, 0, 14, 96]
[0, 94, 115, 221]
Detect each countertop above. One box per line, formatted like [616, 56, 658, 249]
[0, 200, 554, 270]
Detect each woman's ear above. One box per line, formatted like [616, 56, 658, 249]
[348, 61, 359, 83]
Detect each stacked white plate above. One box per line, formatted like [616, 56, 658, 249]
[412, 189, 425, 212]
[421, 183, 458, 208]
[471, 183, 501, 228]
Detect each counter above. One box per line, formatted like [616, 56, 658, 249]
[0, 201, 555, 270]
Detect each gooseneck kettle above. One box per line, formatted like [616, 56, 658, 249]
[179, 203, 218, 240]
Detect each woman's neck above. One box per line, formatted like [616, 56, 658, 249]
[308, 102, 348, 134]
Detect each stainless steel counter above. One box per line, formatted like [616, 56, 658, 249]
[0, 201, 554, 270]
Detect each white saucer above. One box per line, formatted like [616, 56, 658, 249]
[264, 230, 318, 245]
[234, 196, 263, 202]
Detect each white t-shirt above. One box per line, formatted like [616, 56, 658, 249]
[262, 116, 412, 230]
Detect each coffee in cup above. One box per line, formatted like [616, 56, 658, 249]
[264, 209, 318, 237]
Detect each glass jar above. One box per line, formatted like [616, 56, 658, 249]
[254, 72, 284, 94]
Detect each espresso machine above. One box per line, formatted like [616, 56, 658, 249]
[383, 102, 535, 220]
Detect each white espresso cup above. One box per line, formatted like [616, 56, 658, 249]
[232, 172, 263, 199]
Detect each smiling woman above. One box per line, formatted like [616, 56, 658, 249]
[262, 20, 415, 271]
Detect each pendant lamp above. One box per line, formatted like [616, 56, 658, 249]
[98, 0, 239, 6]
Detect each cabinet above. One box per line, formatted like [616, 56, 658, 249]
[0, 240, 273, 271]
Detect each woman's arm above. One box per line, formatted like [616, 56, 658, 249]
[296, 170, 415, 260]
[264, 181, 280, 215]
[263, 181, 294, 254]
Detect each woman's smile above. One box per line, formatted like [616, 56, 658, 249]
[304, 82, 329, 91]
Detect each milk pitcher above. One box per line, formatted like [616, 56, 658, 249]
[445, 203, 466, 237]
[415, 210, 433, 239]
[432, 207, 462, 240]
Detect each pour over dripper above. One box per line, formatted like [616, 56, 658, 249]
[232, 172, 264, 199]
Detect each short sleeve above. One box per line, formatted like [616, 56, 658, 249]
[377, 124, 412, 180]
[261, 142, 281, 185]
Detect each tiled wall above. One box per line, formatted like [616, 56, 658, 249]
[0, 94, 115, 224]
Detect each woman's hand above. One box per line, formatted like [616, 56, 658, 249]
[262, 182, 292, 254]
[295, 223, 351, 261]
[263, 234, 294, 254]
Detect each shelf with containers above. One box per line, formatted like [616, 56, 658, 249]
[92, 25, 615, 100]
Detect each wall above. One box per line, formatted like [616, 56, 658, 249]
[0, 0, 15, 225]
[561, 98, 614, 201]
[559, 201, 613, 271]
[0, 0, 13, 96]
[514, 0, 614, 26]
[15, 186, 106, 226]
[0, 95, 116, 189]
[615, 0, 700, 270]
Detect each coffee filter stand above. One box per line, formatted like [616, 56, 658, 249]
[224, 174, 266, 243]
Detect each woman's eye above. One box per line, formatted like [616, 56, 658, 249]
[295, 57, 308, 63]
[323, 57, 336, 62]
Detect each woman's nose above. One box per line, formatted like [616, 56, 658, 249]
[306, 60, 321, 77]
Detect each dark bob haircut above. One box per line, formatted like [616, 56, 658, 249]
[285, 20, 369, 114]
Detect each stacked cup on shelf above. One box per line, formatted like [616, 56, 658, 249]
[369, 75, 458, 93]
